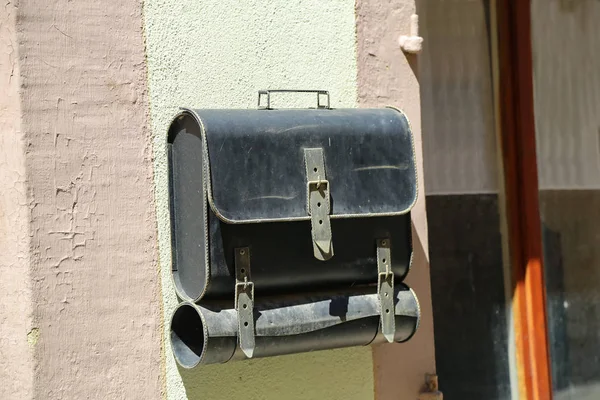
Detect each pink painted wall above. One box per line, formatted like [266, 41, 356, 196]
[356, 0, 436, 398]
[2, 0, 163, 398]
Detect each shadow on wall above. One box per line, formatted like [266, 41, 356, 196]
[177, 349, 373, 400]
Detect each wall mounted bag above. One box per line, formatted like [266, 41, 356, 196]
[167, 90, 420, 367]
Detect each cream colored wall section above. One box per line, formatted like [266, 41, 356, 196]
[142, 1, 372, 399]
[356, 0, 435, 398]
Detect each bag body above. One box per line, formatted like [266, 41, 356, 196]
[167, 107, 418, 302]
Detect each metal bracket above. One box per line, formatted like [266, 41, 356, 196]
[418, 374, 443, 400]
[377, 238, 395, 343]
[235, 247, 255, 358]
[304, 148, 334, 261]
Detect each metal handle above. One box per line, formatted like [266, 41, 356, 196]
[258, 90, 330, 110]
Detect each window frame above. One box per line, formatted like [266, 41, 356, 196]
[495, 1, 553, 398]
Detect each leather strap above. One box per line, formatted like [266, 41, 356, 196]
[304, 148, 334, 261]
[377, 238, 395, 342]
[235, 247, 255, 357]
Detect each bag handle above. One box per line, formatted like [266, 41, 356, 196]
[257, 89, 330, 110]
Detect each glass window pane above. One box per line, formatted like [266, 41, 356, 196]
[531, 1, 600, 398]
[421, 1, 516, 398]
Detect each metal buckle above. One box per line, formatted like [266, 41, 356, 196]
[235, 247, 255, 357]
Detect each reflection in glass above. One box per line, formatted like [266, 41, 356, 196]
[531, 1, 600, 398]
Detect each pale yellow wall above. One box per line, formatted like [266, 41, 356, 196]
[142, 1, 376, 399]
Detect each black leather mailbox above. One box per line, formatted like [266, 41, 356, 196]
[167, 90, 420, 367]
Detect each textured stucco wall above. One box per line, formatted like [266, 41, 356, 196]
[0, 2, 34, 398]
[0, 0, 433, 398]
[9, 0, 163, 398]
[356, 0, 436, 398]
[142, 1, 377, 399]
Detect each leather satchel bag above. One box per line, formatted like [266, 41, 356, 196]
[167, 90, 420, 368]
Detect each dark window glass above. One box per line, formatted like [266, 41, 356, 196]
[531, 1, 600, 398]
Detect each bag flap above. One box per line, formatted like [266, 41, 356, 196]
[186, 107, 417, 223]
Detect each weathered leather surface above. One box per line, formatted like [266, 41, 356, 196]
[167, 108, 416, 301]
[207, 208, 412, 299]
[194, 108, 417, 222]
[168, 119, 206, 301]
[171, 285, 419, 367]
